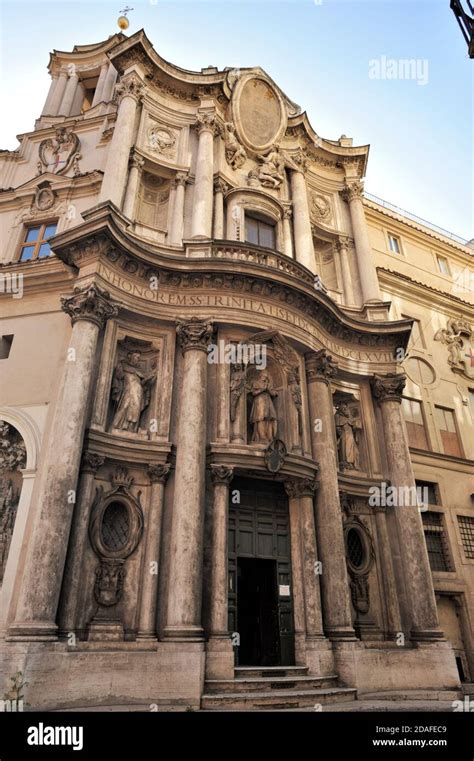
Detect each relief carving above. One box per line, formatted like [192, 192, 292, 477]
[248, 145, 285, 189]
[147, 125, 177, 158]
[224, 122, 247, 169]
[434, 318, 473, 378]
[38, 127, 80, 175]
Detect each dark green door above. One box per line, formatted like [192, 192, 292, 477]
[228, 478, 295, 666]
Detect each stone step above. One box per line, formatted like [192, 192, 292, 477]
[201, 687, 357, 711]
[234, 666, 309, 679]
[205, 675, 339, 694]
[360, 690, 461, 702]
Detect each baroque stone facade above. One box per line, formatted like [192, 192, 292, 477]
[0, 30, 472, 710]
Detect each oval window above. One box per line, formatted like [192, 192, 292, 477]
[101, 501, 130, 552]
[346, 527, 365, 570]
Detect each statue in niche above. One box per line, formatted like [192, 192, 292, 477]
[111, 350, 157, 434]
[253, 145, 285, 189]
[0, 479, 20, 582]
[230, 362, 247, 422]
[224, 122, 246, 169]
[249, 371, 278, 443]
[335, 401, 362, 470]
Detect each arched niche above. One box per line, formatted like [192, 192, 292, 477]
[225, 187, 286, 253]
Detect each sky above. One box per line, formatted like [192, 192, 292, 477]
[0, 0, 472, 240]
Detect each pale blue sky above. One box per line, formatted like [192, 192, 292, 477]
[0, 0, 472, 239]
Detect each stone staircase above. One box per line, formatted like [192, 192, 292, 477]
[201, 665, 357, 710]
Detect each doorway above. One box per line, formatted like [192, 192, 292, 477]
[237, 557, 280, 666]
[228, 477, 295, 667]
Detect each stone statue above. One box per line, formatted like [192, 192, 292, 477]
[249, 371, 278, 443]
[224, 122, 246, 169]
[111, 350, 156, 433]
[335, 402, 361, 470]
[0, 479, 20, 582]
[434, 318, 472, 372]
[255, 145, 285, 189]
[230, 362, 247, 422]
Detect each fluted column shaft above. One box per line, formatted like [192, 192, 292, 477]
[137, 464, 170, 639]
[306, 350, 354, 639]
[342, 181, 381, 304]
[168, 172, 188, 245]
[372, 374, 442, 641]
[99, 72, 144, 209]
[290, 169, 315, 272]
[122, 150, 144, 221]
[164, 318, 214, 640]
[191, 113, 218, 238]
[8, 285, 118, 639]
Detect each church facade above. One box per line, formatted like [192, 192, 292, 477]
[0, 30, 473, 710]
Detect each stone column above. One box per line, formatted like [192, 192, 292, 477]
[101, 64, 117, 103]
[336, 235, 356, 306]
[290, 163, 315, 272]
[122, 150, 144, 221]
[191, 112, 219, 239]
[59, 70, 79, 117]
[99, 72, 145, 209]
[282, 207, 294, 258]
[230, 361, 246, 443]
[305, 350, 355, 639]
[213, 178, 228, 239]
[137, 463, 171, 639]
[164, 317, 214, 640]
[92, 63, 109, 107]
[371, 373, 442, 641]
[206, 465, 234, 678]
[47, 70, 68, 116]
[8, 285, 118, 639]
[285, 483, 307, 665]
[341, 181, 381, 304]
[41, 75, 58, 116]
[58, 451, 106, 637]
[373, 505, 402, 639]
[168, 172, 188, 246]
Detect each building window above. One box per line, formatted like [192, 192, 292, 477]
[401, 397, 429, 449]
[18, 222, 57, 262]
[458, 516, 474, 559]
[401, 314, 426, 349]
[422, 512, 452, 571]
[388, 234, 401, 254]
[437, 255, 451, 276]
[435, 406, 462, 457]
[415, 480, 438, 506]
[245, 213, 276, 249]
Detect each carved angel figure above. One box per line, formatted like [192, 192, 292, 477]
[111, 351, 156, 433]
[434, 318, 471, 369]
[224, 122, 246, 169]
[255, 145, 286, 188]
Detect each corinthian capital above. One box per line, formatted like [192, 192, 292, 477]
[147, 462, 171, 484]
[284, 477, 318, 499]
[341, 180, 364, 203]
[114, 72, 146, 104]
[195, 111, 220, 136]
[210, 464, 234, 485]
[176, 317, 215, 354]
[371, 373, 406, 403]
[305, 349, 338, 383]
[61, 284, 118, 329]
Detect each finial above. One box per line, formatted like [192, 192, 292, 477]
[117, 6, 134, 30]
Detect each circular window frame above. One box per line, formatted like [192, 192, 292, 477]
[89, 493, 143, 561]
[344, 520, 374, 576]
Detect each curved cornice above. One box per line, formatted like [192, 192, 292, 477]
[49, 201, 411, 351]
[48, 33, 126, 74]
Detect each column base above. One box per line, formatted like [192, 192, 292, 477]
[325, 626, 358, 641]
[304, 635, 334, 676]
[205, 635, 234, 679]
[7, 620, 58, 641]
[410, 628, 445, 643]
[162, 624, 205, 642]
[87, 620, 124, 642]
[354, 620, 384, 641]
[331, 639, 361, 688]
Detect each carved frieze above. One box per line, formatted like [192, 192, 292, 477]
[146, 123, 177, 159]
